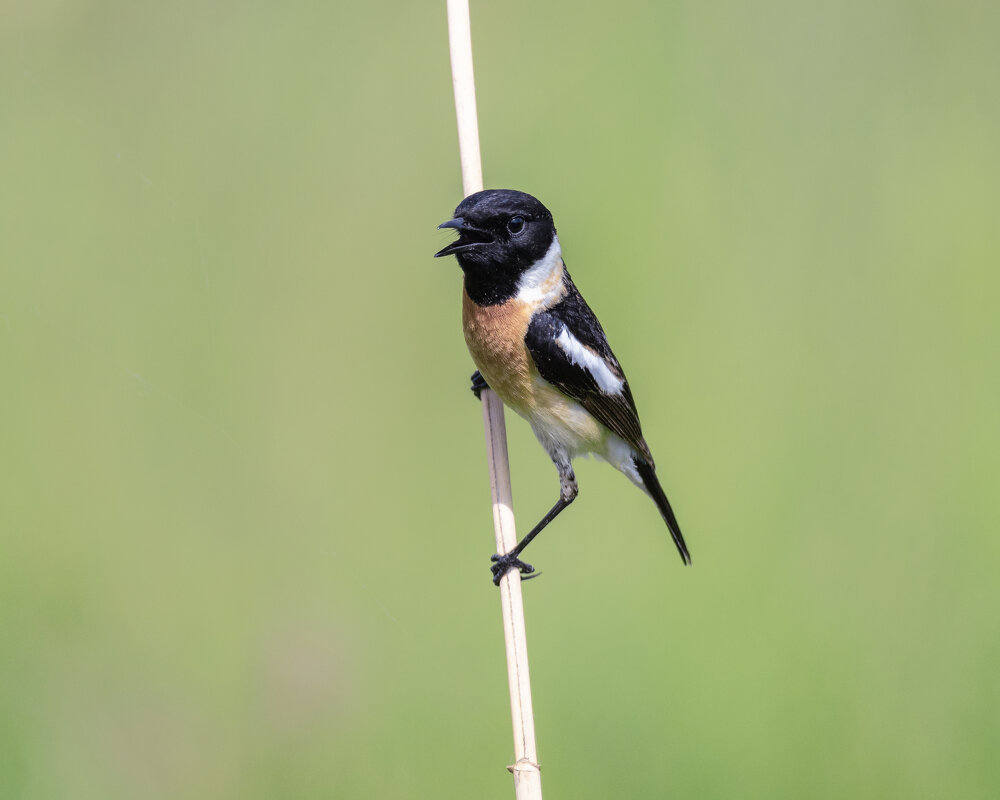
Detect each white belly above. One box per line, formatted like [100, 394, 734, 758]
[512, 377, 644, 489]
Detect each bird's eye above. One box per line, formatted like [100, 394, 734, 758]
[507, 216, 525, 235]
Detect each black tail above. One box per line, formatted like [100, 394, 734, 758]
[634, 458, 691, 565]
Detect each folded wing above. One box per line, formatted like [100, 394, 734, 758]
[524, 274, 652, 463]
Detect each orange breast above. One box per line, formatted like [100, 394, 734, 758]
[462, 288, 536, 414]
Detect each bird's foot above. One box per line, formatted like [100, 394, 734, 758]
[470, 370, 490, 400]
[490, 552, 539, 586]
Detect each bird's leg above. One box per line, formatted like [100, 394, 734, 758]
[491, 461, 578, 586]
[470, 370, 489, 400]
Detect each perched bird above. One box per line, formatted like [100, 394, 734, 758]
[435, 189, 690, 585]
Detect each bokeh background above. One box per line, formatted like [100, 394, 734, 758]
[2, 1, 998, 797]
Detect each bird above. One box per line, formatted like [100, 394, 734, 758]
[435, 189, 690, 585]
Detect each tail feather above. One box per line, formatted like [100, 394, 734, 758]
[634, 458, 691, 565]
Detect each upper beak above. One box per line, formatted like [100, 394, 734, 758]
[434, 217, 492, 258]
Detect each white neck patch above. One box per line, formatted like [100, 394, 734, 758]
[515, 236, 565, 308]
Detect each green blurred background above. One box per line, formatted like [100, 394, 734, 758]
[2, 1, 998, 797]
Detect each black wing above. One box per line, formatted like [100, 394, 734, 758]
[525, 273, 652, 462]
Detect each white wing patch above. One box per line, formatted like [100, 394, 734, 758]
[515, 236, 566, 308]
[555, 325, 625, 395]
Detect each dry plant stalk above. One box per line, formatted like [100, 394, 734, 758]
[445, 1, 543, 798]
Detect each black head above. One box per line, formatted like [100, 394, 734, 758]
[435, 190, 557, 304]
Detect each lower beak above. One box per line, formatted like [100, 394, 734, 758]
[435, 217, 492, 258]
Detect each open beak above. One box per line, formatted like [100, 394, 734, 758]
[434, 217, 493, 258]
